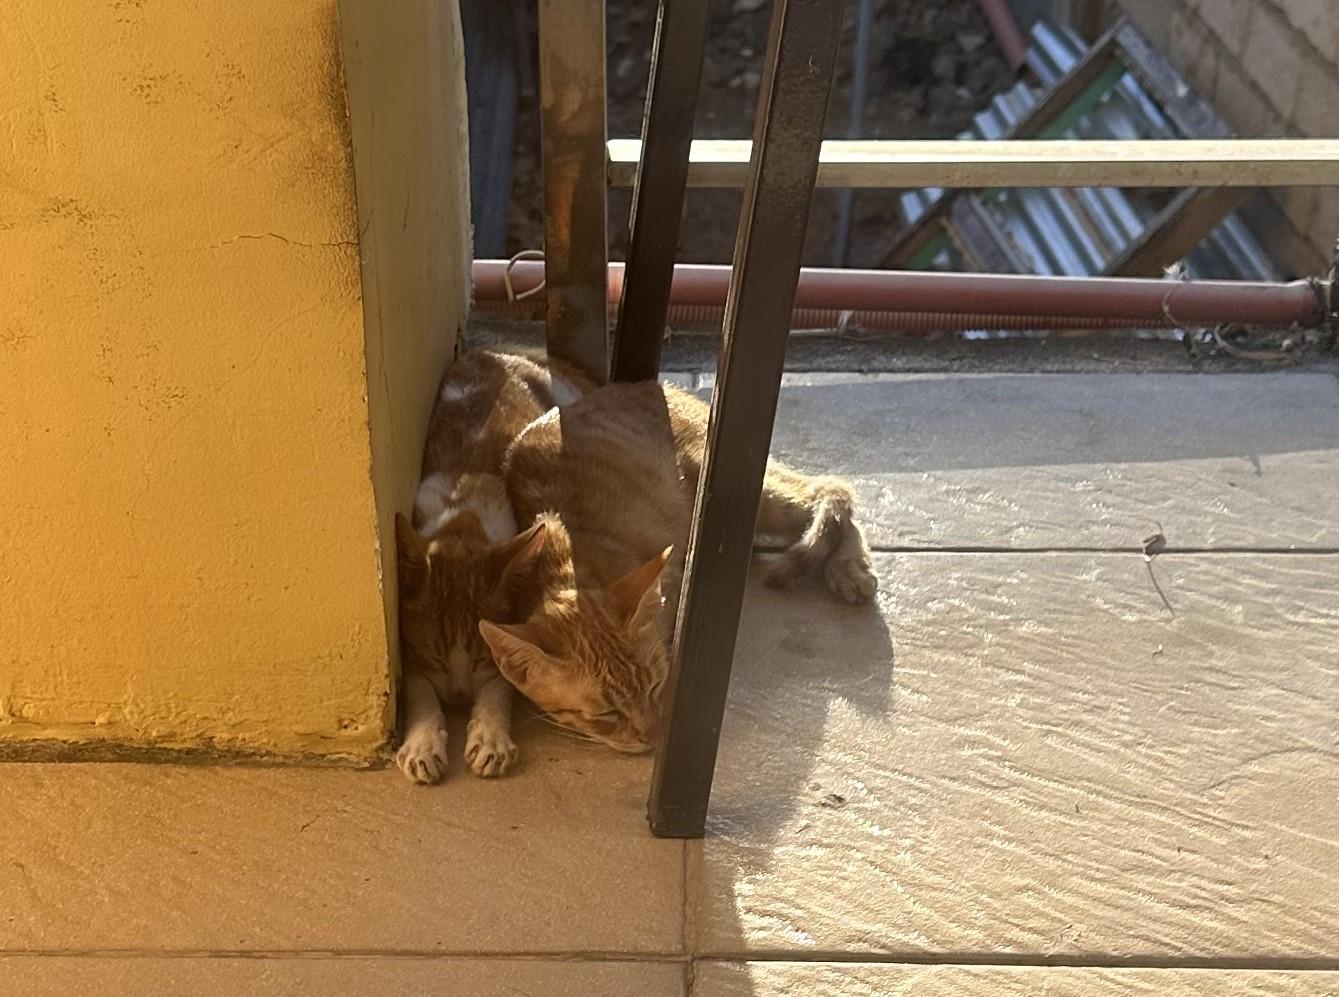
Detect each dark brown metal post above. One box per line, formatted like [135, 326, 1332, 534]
[647, 0, 846, 839]
[610, 0, 712, 383]
[538, 0, 610, 382]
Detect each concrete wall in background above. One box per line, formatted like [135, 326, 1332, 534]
[0, 0, 470, 760]
[1113, 0, 1339, 273]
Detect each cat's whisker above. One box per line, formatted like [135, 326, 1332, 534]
[533, 713, 584, 735]
[530, 713, 600, 745]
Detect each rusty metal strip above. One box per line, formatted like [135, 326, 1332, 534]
[538, 0, 610, 381]
[647, 0, 847, 839]
[1109, 187, 1250, 277]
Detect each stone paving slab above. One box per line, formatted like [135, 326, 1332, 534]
[0, 720, 682, 954]
[693, 962, 1339, 996]
[691, 553, 1339, 959]
[0, 956, 685, 996]
[692, 372, 1339, 550]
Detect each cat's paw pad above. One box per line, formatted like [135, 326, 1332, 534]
[825, 555, 877, 604]
[465, 719, 518, 778]
[396, 724, 449, 785]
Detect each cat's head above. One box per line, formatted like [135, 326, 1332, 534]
[396, 512, 547, 701]
[478, 548, 672, 753]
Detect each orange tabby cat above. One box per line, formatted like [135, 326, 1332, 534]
[479, 380, 876, 753]
[395, 349, 593, 784]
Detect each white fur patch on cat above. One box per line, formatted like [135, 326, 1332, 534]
[418, 475, 517, 546]
[473, 496, 518, 544]
[439, 380, 474, 402]
[414, 472, 457, 526]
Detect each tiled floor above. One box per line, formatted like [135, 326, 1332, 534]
[3, 373, 1338, 996]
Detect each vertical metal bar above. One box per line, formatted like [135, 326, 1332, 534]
[647, 0, 846, 840]
[832, 0, 872, 267]
[538, 0, 610, 382]
[460, 0, 519, 257]
[610, 0, 712, 383]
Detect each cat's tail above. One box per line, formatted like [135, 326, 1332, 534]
[756, 464, 877, 605]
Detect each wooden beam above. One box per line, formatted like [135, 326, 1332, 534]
[606, 138, 1339, 189]
[1108, 187, 1250, 277]
[1114, 23, 1230, 140]
[539, 0, 609, 381]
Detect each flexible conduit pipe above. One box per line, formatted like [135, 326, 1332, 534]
[472, 260, 1328, 332]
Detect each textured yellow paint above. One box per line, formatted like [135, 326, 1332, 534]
[0, 1, 394, 756]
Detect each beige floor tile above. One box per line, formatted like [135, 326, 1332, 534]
[691, 554, 1339, 959]
[693, 962, 1339, 996]
[0, 956, 685, 997]
[738, 372, 1339, 549]
[0, 720, 682, 953]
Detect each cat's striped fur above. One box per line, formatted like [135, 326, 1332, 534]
[479, 379, 876, 754]
[395, 349, 592, 784]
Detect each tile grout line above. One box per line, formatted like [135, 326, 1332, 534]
[7, 950, 1339, 972]
[680, 839, 694, 997]
[691, 952, 1339, 972]
[0, 950, 692, 963]
[840, 547, 1339, 556]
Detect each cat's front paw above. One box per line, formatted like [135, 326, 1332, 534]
[396, 723, 450, 785]
[465, 718, 518, 778]
[825, 554, 878, 604]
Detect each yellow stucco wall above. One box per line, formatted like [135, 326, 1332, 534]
[0, 1, 468, 759]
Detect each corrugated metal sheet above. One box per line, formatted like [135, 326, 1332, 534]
[901, 21, 1282, 281]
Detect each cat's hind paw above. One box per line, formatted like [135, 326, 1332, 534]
[396, 723, 450, 785]
[465, 719, 518, 778]
[825, 554, 878, 604]
[763, 547, 811, 590]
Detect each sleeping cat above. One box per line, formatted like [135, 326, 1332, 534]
[479, 379, 876, 753]
[395, 349, 593, 784]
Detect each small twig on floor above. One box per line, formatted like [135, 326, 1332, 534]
[1142, 529, 1174, 615]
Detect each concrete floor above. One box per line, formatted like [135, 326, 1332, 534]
[4, 372, 1338, 996]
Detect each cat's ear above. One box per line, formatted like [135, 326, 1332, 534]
[478, 620, 556, 688]
[395, 513, 429, 595]
[495, 518, 548, 578]
[607, 546, 672, 624]
[491, 513, 575, 597]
